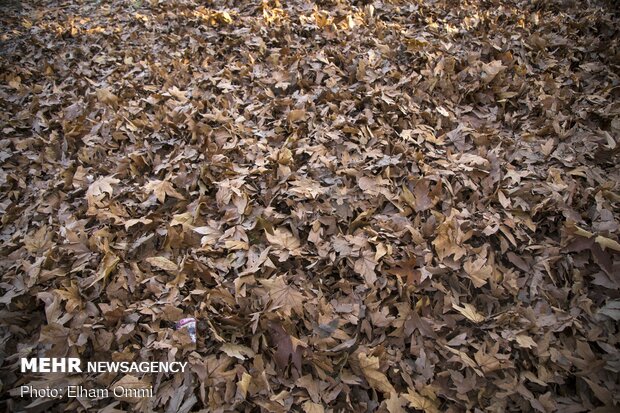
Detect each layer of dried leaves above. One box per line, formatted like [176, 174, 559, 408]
[1, 0, 619, 412]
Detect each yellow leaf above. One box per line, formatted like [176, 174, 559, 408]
[595, 235, 620, 252]
[357, 353, 395, 395]
[452, 302, 485, 323]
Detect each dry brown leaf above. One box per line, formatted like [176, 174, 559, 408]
[357, 352, 396, 395]
[236, 372, 251, 400]
[354, 251, 377, 286]
[88, 252, 120, 288]
[261, 276, 305, 316]
[402, 388, 439, 413]
[145, 256, 178, 272]
[452, 302, 485, 323]
[144, 180, 185, 203]
[96, 87, 118, 106]
[302, 401, 324, 413]
[386, 392, 406, 413]
[288, 109, 306, 122]
[515, 334, 538, 349]
[474, 349, 501, 374]
[266, 228, 301, 252]
[220, 343, 256, 360]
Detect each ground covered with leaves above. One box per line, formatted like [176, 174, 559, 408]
[1, 0, 619, 411]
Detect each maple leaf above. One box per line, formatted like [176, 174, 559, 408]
[354, 251, 377, 286]
[86, 176, 120, 207]
[144, 179, 185, 203]
[386, 392, 406, 413]
[189, 354, 236, 386]
[452, 302, 485, 323]
[260, 276, 305, 316]
[266, 227, 301, 253]
[357, 352, 396, 395]
[463, 257, 493, 288]
[474, 349, 501, 375]
[402, 388, 439, 413]
[23, 225, 53, 255]
[432, 213, 467, 262]
[3, 1, 619, 411]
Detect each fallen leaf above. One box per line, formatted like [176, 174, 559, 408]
[266, 228, 301, 252]
[515, 334, 538, 349]
[402, 388, 439, 413]
[220, 343, 256, 360]
[302, 401, 324, 413]
[145, 256, 178, 272]
[357, 352, 396, 395]
[144, 180, 185, 203]
[236, 372, 251, 399]
[88, 252, 120, 287]
[261, 276, 305, 316]
[452, 302, 485, 323]
[96, 87, 118, 106]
